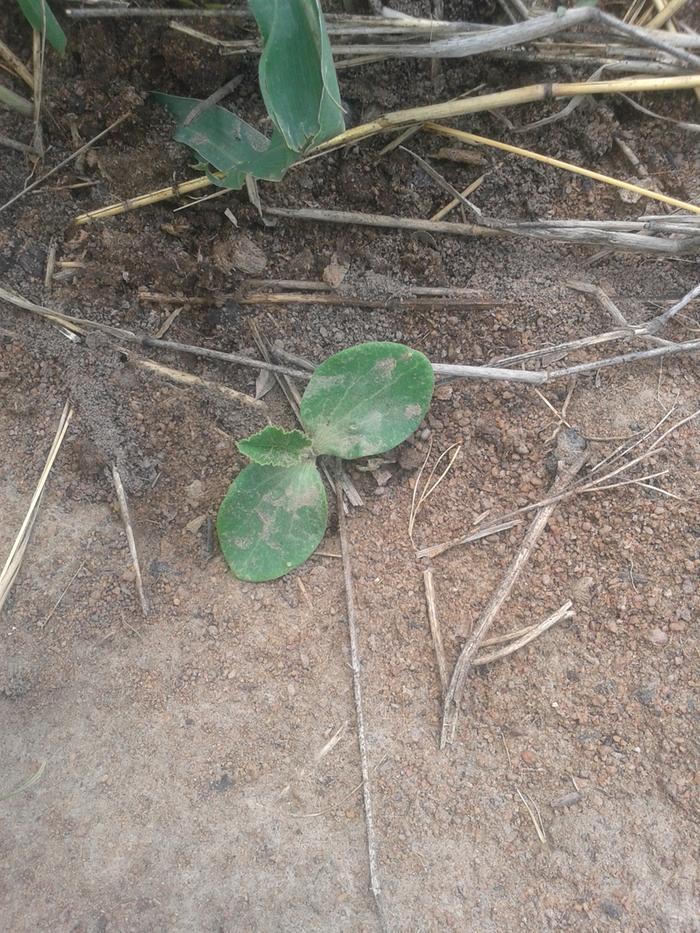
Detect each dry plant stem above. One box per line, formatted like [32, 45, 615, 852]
[0, 112, 131, 215]
[440, 431, 589, 749]
[0, 37, 33, 88]
[32, 29, 44, 157]
[516, 787, 547, 846]
[0, 83, 33, 116]
[334, 470, 387, 932]
[347, 8, 700, 65]
[472, 602, 574, 666]
[74, 70, 700, 226]
[565, 281, 675, 347]
[0, 760, 47, 802]
[317, 74, 700, 152]
[423, 570, 448, 696]
[111, 466, 148, 617]
[426, 124, 700, 215]
[138, 288, 494, 309]
[647, 0, 690, 29]
[620, 92, 700, 130]
[431, 174, 487, 221]
[142, 337, 307, 380]
[44, 238, 57, 292]
[265, 207, 699, 255]
[420, 408, 700, 562]
[415, 519, 521, 560]
[183, 74, 243, 125]
[0, 134, 32, 154]
[4, 287, 700, 393]
[127, 354, 267, 413]
[0, 403, 72, 612]
[644, 281, 700, 333]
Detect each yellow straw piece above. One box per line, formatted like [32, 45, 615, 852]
[647, 0, 690, 30]
[425, 123, 700, 216]
[75, 173, 218, 224]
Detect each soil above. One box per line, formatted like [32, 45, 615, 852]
[1, 2, 699, 932]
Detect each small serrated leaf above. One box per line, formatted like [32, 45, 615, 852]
[237, 426, 313, 467]
[300, 342, 434, 460]
[217, 462, 327, 582]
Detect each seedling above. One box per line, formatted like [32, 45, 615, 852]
[155, 0, 344, 190]
[15, 0, 66, 52]
[1, 0, 65, 117]
[217, 342, 434, 581]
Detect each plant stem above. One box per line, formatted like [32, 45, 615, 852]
[0, 83, 33, 117]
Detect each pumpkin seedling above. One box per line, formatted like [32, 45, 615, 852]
[217, 342, 434, 581]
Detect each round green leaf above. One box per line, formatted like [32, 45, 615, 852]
[217, 462, 327, 582]
[300, 342, 434, 459]
[237, 426, 313, 467]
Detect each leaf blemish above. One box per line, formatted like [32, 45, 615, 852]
[375, 357, 397, 376]
[404, 404, 421, 418]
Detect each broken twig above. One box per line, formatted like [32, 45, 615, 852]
[440, 430, 589, 748]
[111, 465, 148, 617]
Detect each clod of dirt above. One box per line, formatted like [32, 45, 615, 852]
[322, 253, 350, 288]
[212, 233, 267, 276]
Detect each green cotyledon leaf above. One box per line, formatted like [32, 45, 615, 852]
[237, 426, 314, 467]
[16, 0, 66, 53]
[250, 0, 345, 153]
[153, 93, 297, 189]
[217, 462, 327, 582]
[300, 342, 434, 460]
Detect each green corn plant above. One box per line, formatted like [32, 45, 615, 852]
[154, 0, 344, 189]
[2, 0, 65, 116]
[217, 342, 435, 582]
[15, 0, 67, 52]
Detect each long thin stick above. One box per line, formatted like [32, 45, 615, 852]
[0, 112, 131, 215]
[4, 285, 700, 390]
[318, 73, 700, 151]
[127, 354, 268, 413]
[111, 465, 148, 617]
[472, 601, 573, 666]
[423, 569, 448, 696]
[138, 287, 498, 312]
[0, 403, 72, 612]
[644, 282, 700, 333]
[335, 469, 387, 931]
[264, 206, 697, 255]
[426, 123, 700, 215]
[440, 431, 589, 748]
[647, 0, 690, 29]
[31, 27, 45, 157]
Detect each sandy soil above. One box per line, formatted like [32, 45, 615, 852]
[1, 2, 698, 931]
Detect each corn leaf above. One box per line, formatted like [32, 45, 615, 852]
[153, 93, 297, 189]
[250, 0, 345, 153]
[16, 0, 66, 53]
